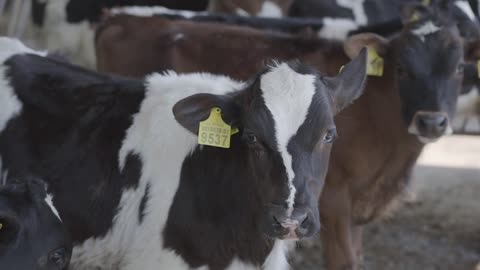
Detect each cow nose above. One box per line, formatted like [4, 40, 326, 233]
[272, 209, 311, 240]
[413, 112, 449, 139]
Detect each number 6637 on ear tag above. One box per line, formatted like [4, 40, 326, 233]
[198, 107, 239, 149]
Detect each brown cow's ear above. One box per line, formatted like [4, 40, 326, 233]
[326, 48, 368, 113]
[344, 33, 388, 59]
[173, 93, 241, 135]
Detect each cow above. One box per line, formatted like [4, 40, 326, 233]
[105, 5, 406, 41]
[0, 37, 368, 270]
[95, 4, 471, 269]
[289, 0, 480, 39]
[0, 176, 72, 269]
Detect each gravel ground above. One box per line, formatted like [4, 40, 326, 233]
[291, 135, 480, 270]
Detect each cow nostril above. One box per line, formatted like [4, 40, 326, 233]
[417, 117, 427, 130]
[300, 215, 310, 229]
[438, 117, 447, 128]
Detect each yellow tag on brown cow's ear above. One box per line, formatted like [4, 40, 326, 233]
[409, 11, 420, 22]
[477, 60, 480, 78]
[367, 47, 384, 77]
[198, 107, 236, 149]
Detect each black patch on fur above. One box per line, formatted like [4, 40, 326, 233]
[138, 183, 150, 224]
[0, 53, 145, 243]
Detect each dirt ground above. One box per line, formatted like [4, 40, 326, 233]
[291, 135, 480, 270]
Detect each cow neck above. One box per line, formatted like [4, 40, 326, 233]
[163, 142, 276, 269]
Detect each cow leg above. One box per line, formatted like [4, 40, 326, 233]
[321, 187, 359, 270]
[351, 226, 364, 269]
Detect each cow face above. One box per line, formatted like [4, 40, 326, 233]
[173, 51, 367, 240]
[345, 6, 464, 143]
[0, 178, 71, 270]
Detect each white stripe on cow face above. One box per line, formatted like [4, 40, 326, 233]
[455, 0, 476, 21]
[260, 63, 316, 215]
[45, 194, 62, 222]
[412, 21, 442, 42]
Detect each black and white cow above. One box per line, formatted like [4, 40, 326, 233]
[0, 176, 71, 269]
[289, 0, 480, 39]
[0, 37, 368, 269]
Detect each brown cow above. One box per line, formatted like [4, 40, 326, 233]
[96, 5, 470, 270]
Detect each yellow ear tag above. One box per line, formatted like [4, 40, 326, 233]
[367, 47, 384, 77]
[477, 60, 480, 79]
[409, 11, 420, 22]
[198, 107, 237, 148]
[339, 65, 345, 73]
[0, 223, 3, 230]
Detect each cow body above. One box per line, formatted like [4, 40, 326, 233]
[289, 0, 480, 39]
[95, 7, 466, 269]
[0, 38, 368, 269]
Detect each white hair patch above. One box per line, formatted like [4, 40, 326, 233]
[411, 21, 442, 42]
[45, 194, 62, 222]
[258, 1, 283, 18]
[260, 63, 316, 215]
[455, 0, 476, 21]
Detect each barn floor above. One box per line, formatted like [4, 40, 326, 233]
[291, 135, 480, 270]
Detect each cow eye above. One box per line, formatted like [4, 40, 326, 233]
[323, 129, 337, 143]
[49, 247, 69, 268]
[245, 133, 257, 144]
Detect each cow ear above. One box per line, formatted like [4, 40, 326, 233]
[465, 40, 480, 61]
[326, 48, 368, 113]
[173, 93, 241, 135]
[461, 62, 479, 95]
[344, 33, 388, 59]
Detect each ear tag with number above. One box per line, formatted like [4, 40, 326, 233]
[367, 47, 384, 77]
[198, 107, 237, 149]
[409, 11, 420, 22]
[477, 60, 480, 78]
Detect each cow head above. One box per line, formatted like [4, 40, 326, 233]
[345, 5, 465, 143]
[173, 51, 367, 240]
[208, 0, 293, 17]
[0, 178, 71, 269]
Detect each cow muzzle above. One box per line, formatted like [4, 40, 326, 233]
[265, 205, 317, 240]
[408, 111, 452, 143]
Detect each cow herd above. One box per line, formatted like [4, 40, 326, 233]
[0, 0, 479, 270]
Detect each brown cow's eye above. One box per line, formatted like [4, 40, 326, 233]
[323, 129, 337, 143]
